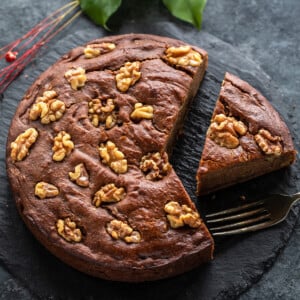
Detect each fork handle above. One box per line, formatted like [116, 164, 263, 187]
[291, 192, 300, 205]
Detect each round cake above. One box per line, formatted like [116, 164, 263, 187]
[6, 34, 214, 282]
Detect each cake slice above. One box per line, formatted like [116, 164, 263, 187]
[197, 72, 296, 195]
[6, 34, 213, 282]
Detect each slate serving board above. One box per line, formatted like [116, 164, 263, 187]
[0, 21, 299, 299]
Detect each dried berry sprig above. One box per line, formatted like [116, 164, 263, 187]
[0, 0, 207, 94]
[0, 0, 81, 94]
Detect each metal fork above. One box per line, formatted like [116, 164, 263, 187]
[205, 192, 300, 236]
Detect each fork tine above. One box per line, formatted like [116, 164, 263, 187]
[205, 200, 264, 219]
[206, 207, 267, 224]
[211, 220, 275, 236]
[209, 213, 271, 232]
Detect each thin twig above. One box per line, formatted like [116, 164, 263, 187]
[0, 0, 81, 94]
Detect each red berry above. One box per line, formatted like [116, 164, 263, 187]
[5, 51, 18, 62]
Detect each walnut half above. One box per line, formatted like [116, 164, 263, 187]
[84, 42, 116, 58]
[64, 67, 87, 90]
[88, 98, 117, 129]
[10, 128, 38, 162]
[130, 103, 154, 121]
[115, 61, 141, 92]
[69, 163, 89, 187]
[255, 129, 282, 156]
[98, 141, 128, 174]
[93, 183, 126, 207]
[164, 201, 201, 228]
[208, 113, 247, 149]
[29, 90, 65, 124]
[35, 181, 59, 199]
[52, 131, 74, 161]
[56, 217, 82, 242]
[140, 152, 171, 180]
[106, 219, 141, 243]
[84, 47, 100, 59]
[165, 45, 202, 67]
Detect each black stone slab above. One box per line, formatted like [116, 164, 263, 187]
[0, 0, 299, 299]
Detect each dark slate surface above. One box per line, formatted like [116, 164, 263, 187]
[0, 0, 299, 299]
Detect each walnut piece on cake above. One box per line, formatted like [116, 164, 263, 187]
[98, 141, 127, 174]
[140, 152, 171, 180]
[84, 47, 100, 58]
[35, 181, 59, 199]
[165, 45, 202, 67]
[255, 129, 282, 156]
[56, 218, 82, 242]
[208, 113, 247, 148]
[164, 201, 201, 228]
[84, 42, 116, 58]
[92, 183, 126, 207]
[130, 103, 154, 121]
[106, 219, 141, 243]
[29, 90, 65, 124]
[10, 128, 38, 162]
[64, 67, 87, 90]
[52, 131, 74, 161]
[69, 163, 89, 187]
[88, 98, 117, 129]
[115, 61, 141, 92]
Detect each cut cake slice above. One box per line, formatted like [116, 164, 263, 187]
[197, 72, 296, 195]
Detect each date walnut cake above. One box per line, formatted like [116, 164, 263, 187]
[6, 34, 214, 281]
[197, 72, 296, 195]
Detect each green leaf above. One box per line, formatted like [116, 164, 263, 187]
[162, 0, 207, 30]
[80, 0, 122, 30]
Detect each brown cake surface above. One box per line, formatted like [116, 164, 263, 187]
[6, 34, 213, 282]
[197, 72, 296, 195]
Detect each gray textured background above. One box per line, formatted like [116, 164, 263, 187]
[0, 0, 299, 299]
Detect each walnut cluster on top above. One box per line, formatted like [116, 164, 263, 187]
[208, 113, 283, 155]
[10, 42, 203, 245]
